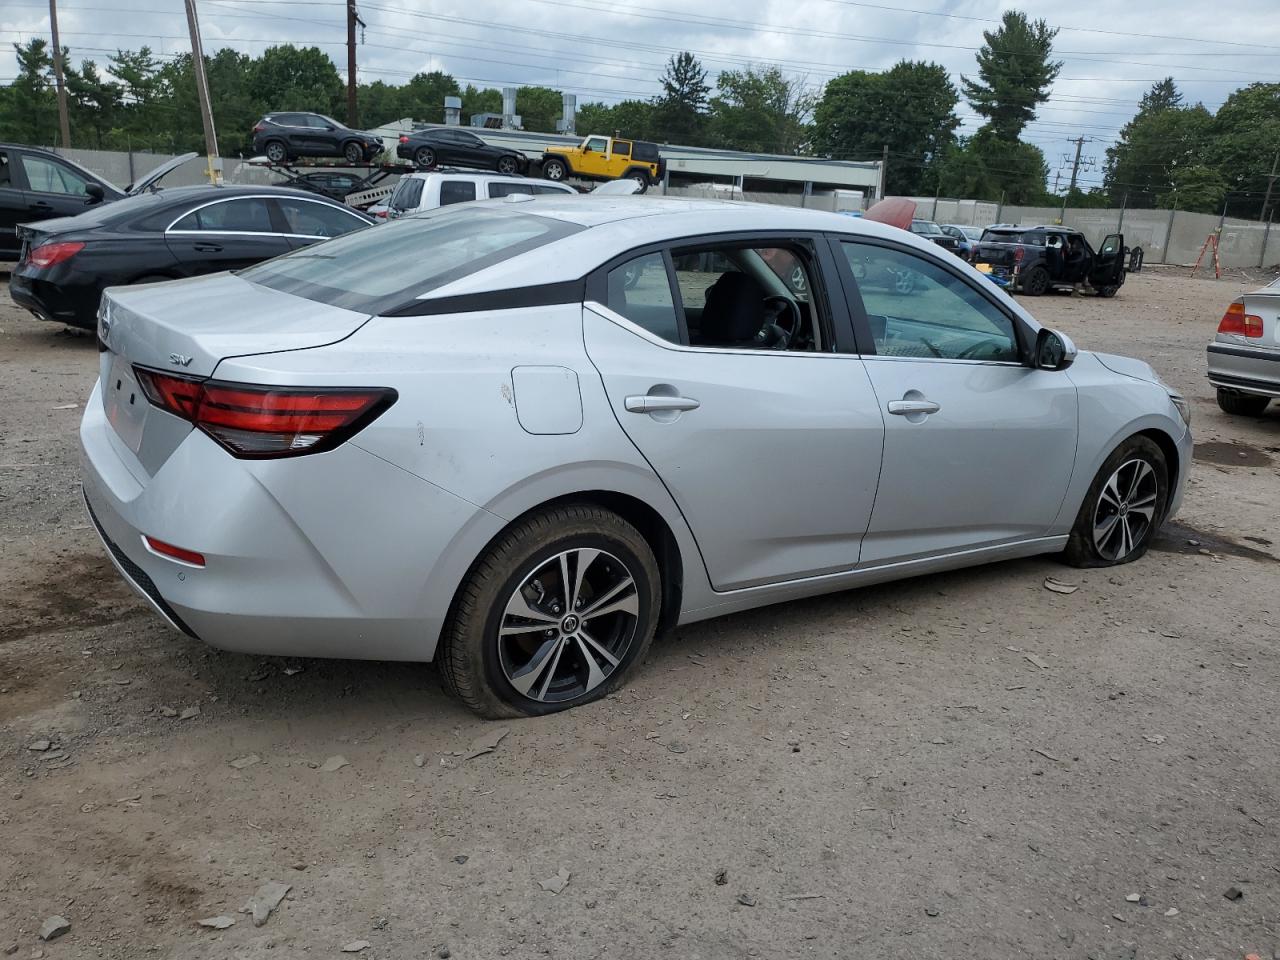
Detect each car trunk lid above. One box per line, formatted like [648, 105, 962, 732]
[1242, 285, 1280, 349]
[97, 272, 372, 475]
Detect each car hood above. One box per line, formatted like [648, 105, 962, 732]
[127, 151, 199, 195]
[1091, 351, 1162, 385]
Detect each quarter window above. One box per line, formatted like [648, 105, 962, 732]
[21, 155, 92, 196]
[439, 180, 476, 205]
[275, 198, 366, 238]
[841, 241, 1019, 362]
[606, 252, 680, 342]
[171, 198, 273, 233]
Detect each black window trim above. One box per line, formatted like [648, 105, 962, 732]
[585, 229, 849, 354]
[827, 232, 1033, 364]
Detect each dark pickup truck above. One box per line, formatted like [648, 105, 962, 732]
[973, 225, 1125, 297]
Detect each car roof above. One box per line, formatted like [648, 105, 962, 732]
[402, 170, 543, 183]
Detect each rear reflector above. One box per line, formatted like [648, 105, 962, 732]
[134, 368, 396, 458]
[144, 536, 206, 567]
[26, 241, 85, 269]
[1218, 301, 1264, 338]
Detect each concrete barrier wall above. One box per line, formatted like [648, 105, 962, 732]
[50, 147, 212, 190]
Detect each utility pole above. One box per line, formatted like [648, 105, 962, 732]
[1066, 135, 1090, 194]
[48, 0, 71, 148]
[880, 144, 888, 200]
[1261, 151, 1279, 224]
[346, 0, 363, 126]
[183, 0, 220, 184]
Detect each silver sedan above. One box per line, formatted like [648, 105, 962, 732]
[81, 196, 1192, 716]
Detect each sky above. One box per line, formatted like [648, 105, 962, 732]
[3, 0, 1280, 190]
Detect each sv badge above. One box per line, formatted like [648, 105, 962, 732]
[168, 353, 194, 367]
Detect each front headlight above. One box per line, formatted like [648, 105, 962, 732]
[1169, 393, 1191, 428]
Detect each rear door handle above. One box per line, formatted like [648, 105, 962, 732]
[193, 242, 223, 253]
[625, 395, 700, 413]
[887, 399, 940, 416]
[29, 201, 53, 210]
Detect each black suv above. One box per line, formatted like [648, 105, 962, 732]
[1, 144, 193, 259]
[251, 113, 385, 164]
[909, 218, 963, 256]
[396, 127, 527, 175]
[973, 225, 1126, 297]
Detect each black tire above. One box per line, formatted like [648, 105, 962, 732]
[1063, 435, 1168, 568]
[542, 157, 568, 181]
[496, 155, 520, 175]
[438, 504, 661, 718]
[414, 146, 436, 168]
[625, 169, 650, 193]
[1097, 285, 1119, 298]
[264, 140, 288, 164]
[1021, 265, 1050, 296]
[1216, 389, 1270, 416]
[343, 141, 365, 164]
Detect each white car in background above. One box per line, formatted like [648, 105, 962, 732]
[386, 171, 576, 218]
[1207, 275, 1280, 415]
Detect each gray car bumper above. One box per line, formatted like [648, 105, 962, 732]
[1207, 342, 1280, 397]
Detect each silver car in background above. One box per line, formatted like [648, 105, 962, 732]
[81, 197, 1192, 717]
[1206, 275, 1280, 416]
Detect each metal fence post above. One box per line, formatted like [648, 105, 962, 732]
[995, 190, 1004, 225]
[1117, 191, 1127, 233]
[1262, 214, 1274, 270]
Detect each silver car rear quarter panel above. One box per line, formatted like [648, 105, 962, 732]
[80, 378, 504, 661]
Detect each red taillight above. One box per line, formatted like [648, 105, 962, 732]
[374, 209, 388, 217]
[26, 241, 84, 269]
[1013, 245, 1025, 264]
[1218, 301, 1263, 338]
[253, 124, 264, 132]
[144, 536, 205, 567]
[134, 368, 396, 458]
[399, 135, 409, 143]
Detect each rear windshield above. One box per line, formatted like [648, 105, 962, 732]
[633, 142, 659, 162]
[241, 206, 582, 313]
[981, 229, 1046, 245]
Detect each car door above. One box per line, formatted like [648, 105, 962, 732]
[0, 148, 25, 258]
[164, 196, 291, 273]
[835, 237, 1078, 565]
[1088, 233, 1125, 289]
[583, 237, 885, 591]
[454, 131, 491, 166]
[578, 136, 610, 178]
[15, 150, 103, 222]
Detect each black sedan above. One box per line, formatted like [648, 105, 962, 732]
[251, 113, 385, 164]
[9, 185, 372, 330]
[1, 144, 194, 259]
[396, 127, 526, 174]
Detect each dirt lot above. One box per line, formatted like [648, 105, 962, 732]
[1, 266, 1278, 960]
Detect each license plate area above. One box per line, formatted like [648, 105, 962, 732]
[103, 357, 149, 454]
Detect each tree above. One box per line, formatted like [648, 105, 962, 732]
[961, 11, 1060, 141]
[1105, 104, 1215, 209]
[1157, 163, 1228, 212]
[515, 85, 563, 132]
[245, 45, 342, 116]
[1104, 78, 1185, 204]
[575, 100, 655, 139]
[1139, 77, 1183, 115]
[1207, 82, 1280, 219]
[460, 84, 501, 125]
[812, 61, 959, 195]
[64, 58, 122, 149]
[652, 52, 709, 144]
[400, 70, 460, 124]
[935, 129, 1049, 204]
[0, 40, 57, 146]
[708, 66, 814, 154]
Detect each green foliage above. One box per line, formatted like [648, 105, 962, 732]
[460, 84, 501, 125]
[812, 61, 958, 195]
[0, 40, 57, 146]
[1205, 83, 1280, 218]
[935, 129, 1048, 204]
[515, 86, 563, 134]
[961, 10, 1061, 142]
[708, 66, 814, 154]
[652, 52, 709, 144]
[245, 45, 342, 117]
[1105, 99, 1216, 210]
[575, 100, 655, 139]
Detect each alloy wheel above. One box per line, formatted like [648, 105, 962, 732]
[497, 548, 640, 704]
[498, 156, 518, 174]
[1092, 458, 1158, 561]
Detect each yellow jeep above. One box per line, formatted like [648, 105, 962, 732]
[540, 135, 664, 192]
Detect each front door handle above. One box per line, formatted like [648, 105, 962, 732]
[29, 201, 53, 210]
[625, 395, 700, 413]
[193, 242, 223, 253]
[887, 399, 940, 416]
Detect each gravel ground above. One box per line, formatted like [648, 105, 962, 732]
[1, 265, 1278, 960]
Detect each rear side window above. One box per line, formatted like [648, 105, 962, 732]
[439, 180, 476, 205]
[614, 141, 631, 158]
[606, 252, 680, 342]
[533, 184, 572, 195]
[633, 142, 659, 162]
[389, 178, 424, 212]
[242, 207, 582, 313]
[171, 198, 272, 233]
[487, 182, 533, 198]
[275, 198, 366, 238]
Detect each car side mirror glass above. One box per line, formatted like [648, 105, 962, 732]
[85, 182, 105, 203]
[1035, 328, 1077, 371]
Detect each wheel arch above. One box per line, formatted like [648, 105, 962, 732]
[443, 490, 687, 640]
[1135, 426, 1181, 519]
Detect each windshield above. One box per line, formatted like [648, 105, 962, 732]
[241, 205, 582, 313]
[911, 220, 943, 236]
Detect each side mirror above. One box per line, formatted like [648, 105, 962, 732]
[1035, 327, 1078, 371]
[85, 182, 105, 203]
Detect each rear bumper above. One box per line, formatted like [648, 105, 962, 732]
[9, 271, 97, 328]
[1207, 342, 1280, 396]
[79, 379, 504, 662]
